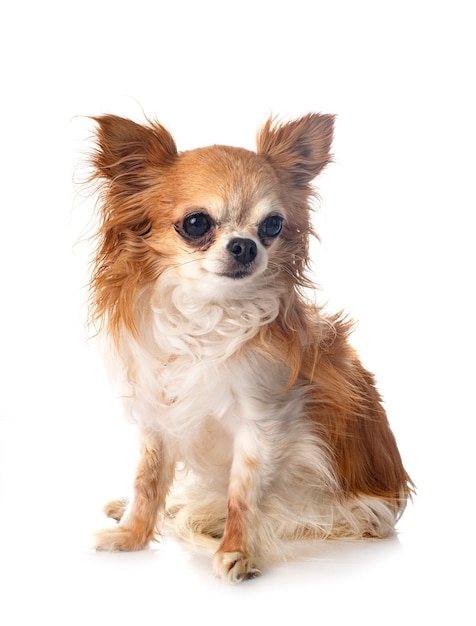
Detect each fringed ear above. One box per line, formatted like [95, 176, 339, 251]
[256, 113, 335, 188]
[87, 115, 178, 337]
[90, 114, 178, 190]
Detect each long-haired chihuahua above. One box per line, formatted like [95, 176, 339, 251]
[86, 112, 413, 582]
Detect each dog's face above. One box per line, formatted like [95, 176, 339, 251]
[160, 146, 287, 288]
[89, 113, 334, 326]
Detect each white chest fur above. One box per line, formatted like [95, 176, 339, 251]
[115, 272, 289, 442]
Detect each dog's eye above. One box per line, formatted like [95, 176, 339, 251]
[259, 215, 283, 241]
[181, 212, 213, 239]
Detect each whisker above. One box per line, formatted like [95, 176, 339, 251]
[166, 257, 206, 270]
[267, 260, 296, 279]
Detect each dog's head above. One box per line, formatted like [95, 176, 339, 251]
[88, 113, 334, 330]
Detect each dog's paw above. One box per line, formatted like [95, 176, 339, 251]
[213, 550, 261, 583]
[103, 498, 128, 522]
[93, 526, 150, 552]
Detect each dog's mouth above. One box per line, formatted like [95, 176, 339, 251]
[200, 261, 260, 283]
[219, 267, 255, 280]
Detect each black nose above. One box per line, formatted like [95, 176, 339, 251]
[227, 238, 258, 265]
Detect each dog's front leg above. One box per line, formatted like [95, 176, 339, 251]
[94, 431, 175, 552]
[213, 423, 271, 582]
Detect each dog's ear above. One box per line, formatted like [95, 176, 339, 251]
[91, 115, 178, 189]
[256, 113, 334, 188]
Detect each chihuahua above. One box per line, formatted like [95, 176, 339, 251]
[87, 113, 413, 582]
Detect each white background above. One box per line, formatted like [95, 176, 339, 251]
[1, 1, 474, 623]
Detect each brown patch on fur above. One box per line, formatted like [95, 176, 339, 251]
[303, 315, 414, 507]
[217, 496, 248, 555]
[249, 302, 414, 508]
[257, 113, 335, 188]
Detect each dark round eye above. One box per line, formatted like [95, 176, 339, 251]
[259, 215, 283, 240]
[182, 212, 213, 239]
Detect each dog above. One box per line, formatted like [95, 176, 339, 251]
[86, 112, 414, 582]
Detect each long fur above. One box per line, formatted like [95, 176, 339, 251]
[86, 112, 414, 582]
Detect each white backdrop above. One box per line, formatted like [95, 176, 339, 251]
[1, 1, 474, 624]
